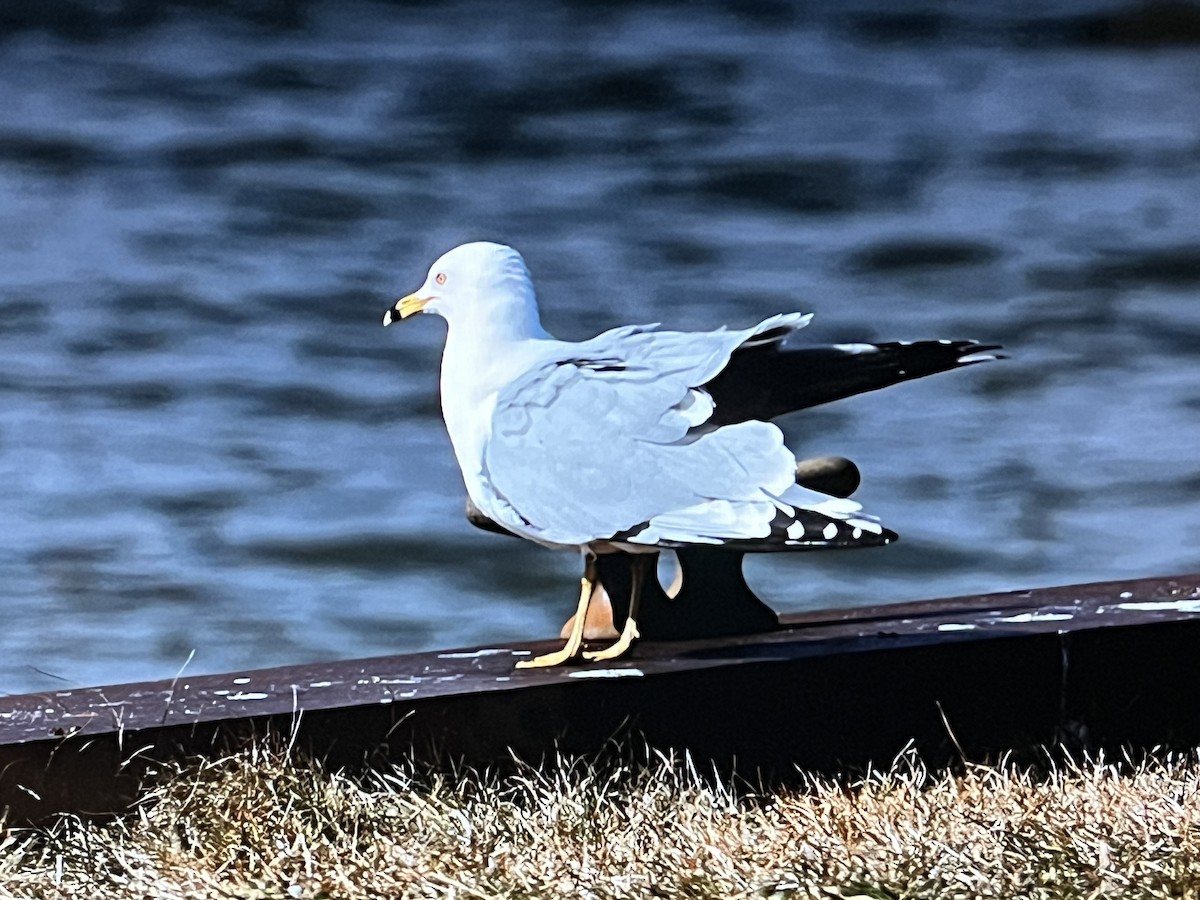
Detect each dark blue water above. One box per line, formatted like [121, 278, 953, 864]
[3, 0, 1199, 695]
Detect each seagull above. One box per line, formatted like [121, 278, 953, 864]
[384, 242, 1000, 668]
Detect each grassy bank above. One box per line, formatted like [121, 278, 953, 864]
[3, 743, 1200, 898]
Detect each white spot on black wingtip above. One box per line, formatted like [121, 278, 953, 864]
[786, 521, 805, 540]
[822, 522, 838, 540]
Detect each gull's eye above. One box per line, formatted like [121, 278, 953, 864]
[435, 272, 447, 286]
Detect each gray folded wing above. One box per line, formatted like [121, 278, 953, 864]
[481, 317, 813, 546]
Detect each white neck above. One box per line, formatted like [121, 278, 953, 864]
[437, 293, 556, 506]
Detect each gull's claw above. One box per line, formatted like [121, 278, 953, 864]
[515, 640, 583, 669]
[582, 555, 649, 662]
[514, 563, 596, 670]
[581, 618, 640, 662]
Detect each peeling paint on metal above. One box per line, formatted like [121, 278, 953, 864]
[1117, 600, 1200, 613]
[438, 648, 512, 659]
[568, 668, 645, 679]
[999, 612, 1074, 623]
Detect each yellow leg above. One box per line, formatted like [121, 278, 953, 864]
[583, 554, 649, 662]
[516, 556, 596, 669]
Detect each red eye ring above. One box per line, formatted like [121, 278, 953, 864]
[435, 272, 446, 285]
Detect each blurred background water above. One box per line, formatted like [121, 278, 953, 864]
[1, 0, 1199, 695]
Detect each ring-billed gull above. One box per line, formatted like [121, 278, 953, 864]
[384, 242, 1000, 667]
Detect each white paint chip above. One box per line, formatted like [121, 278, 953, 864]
[1118, 600, 1200, 613]
[438, 648, 512, 659]
[309, 681, 333, 688]
[937, 623, 975, 632]
[1119, 591, 1134, 599]
[832, 343, 878, 354]
[999, 612, 1074, 624]
[226, 691, 269, 701]
[233, 677, 250, 685]
[568, 668, 645, 679]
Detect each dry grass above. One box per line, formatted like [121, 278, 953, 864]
[3, 742, 1200, 899]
